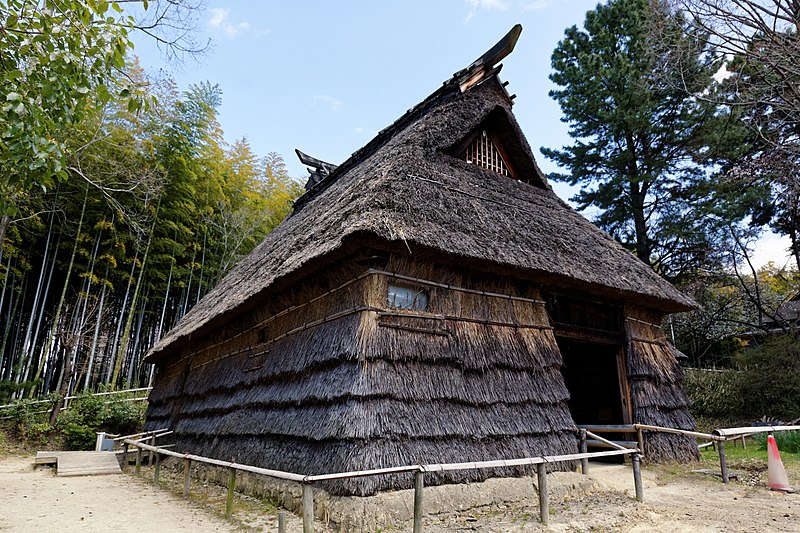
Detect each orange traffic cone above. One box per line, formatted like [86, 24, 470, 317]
[767, 435, 796, 493]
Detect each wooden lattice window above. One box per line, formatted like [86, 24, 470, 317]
[465, 130, 509, 176]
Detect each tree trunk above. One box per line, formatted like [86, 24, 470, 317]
[31, 185, 89, 395]
[111, 222, 155, 387]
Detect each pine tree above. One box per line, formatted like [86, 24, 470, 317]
[543, 0, 746, 280]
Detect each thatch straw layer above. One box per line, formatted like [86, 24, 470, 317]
[624, 306, 699, 461]
[147, 74, 693, 365]
[146, 259, 580, 495]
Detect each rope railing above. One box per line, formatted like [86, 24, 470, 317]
[120, 434, 643, 532]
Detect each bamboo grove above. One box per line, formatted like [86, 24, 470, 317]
[0, 66, 304, 399]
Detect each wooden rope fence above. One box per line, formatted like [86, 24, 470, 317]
[579, 423, 800, 484]
[121, 435, 642, 533]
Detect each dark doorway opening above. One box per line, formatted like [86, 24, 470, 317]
[557, 338, 625, 426]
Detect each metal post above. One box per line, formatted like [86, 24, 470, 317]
[278, 511, 287, 533]
[302, 484, 314, 533]
[135, 446, 142, 476]
[225, 467, 236, 519]
[183, 458, 192, 497]
[413, 471, 424, 533]
[122, 443, 129, 471]
[153, 453, 161, 485]
[718, 441, 729, 483]
[579, 429, 589, 475]
[632, 454, 644, 502]
[537, 464, 548, 525]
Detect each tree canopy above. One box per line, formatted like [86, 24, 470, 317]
[543, 0, 752, 281]
[0, 4, 303, 398]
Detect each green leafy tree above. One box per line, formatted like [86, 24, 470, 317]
[543, 0, 748, 280]
[0, 0, 138, 247]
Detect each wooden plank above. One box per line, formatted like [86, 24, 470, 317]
[38, 450, 122, 476]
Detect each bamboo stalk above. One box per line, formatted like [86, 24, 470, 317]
[714, 425, 800, 438]
[634, 424, 721, 441]
[584, 431, 629, 451]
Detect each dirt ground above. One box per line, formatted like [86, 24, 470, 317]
[421, 463, 799, 532]
[0, 454, 798, 532]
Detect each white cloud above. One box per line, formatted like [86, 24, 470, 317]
[207, 8, 255, 38]
[466, 0, 508, 10]
[521, 0, 555, 11]
[312, 94, 343, 111]
[465, 0, 508, 22]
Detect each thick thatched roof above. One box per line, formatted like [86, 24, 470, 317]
[147, 43, 694, 362]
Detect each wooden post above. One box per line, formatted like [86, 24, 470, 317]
[122, 443, 129, 472]
[413, 471, 424, 533]
[148, 435, 155, 465]
[278, 511, 287, 533]
[225, 467, 236, 519]
[718, 441, 729, 483]
[153, 453, 161, 485]
[579, 429, 589, 475]
[135, 446, 142, 476]
[183, 458, 192, 497]
[302, 484, 314, 533]
[537, 464, 548, 525]
[741, 435, 746, 450]
[632, 454, 644, 502]
[636, 428, 645, 457]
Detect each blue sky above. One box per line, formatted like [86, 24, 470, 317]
[130, 0, 790, 267]
[131, 0, 597, 180]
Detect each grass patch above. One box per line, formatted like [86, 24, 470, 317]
[753, 431, 800, 454]
[692, 436, 800, 485]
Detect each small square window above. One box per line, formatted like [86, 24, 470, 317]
[388, 284, 429, 311]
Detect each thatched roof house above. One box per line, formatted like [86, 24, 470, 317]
[145, 26, 698, 496]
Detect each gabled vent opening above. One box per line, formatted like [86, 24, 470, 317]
[465, 130, 509, 176]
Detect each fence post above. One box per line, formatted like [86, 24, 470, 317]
[579, 429, 589, 475]
[637, 428, 645, 457]
[135, 446, 142, 476]
[153, 453, 161, 485]
[413, 470, 424, 533]
[122, 443, 129, 472]
[718, 441, 729, 483]
[302, 484, 314, 533]
[225, 467, 236, 519]
[148, 435, 156, 465]
[278, 511, 287, 533]
[632, 453, 644, 502]
[537, 464, 548, 525]
[183, 458, 192, 497]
